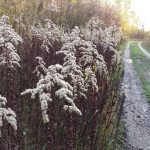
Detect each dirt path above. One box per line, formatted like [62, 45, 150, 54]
[138, 42, 150, 59]
[123, 42, 150, 149]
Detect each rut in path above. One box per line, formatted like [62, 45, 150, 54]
[123, 42, 150, 149]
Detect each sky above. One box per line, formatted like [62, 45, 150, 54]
[131, 0, 150, 31]
[108, 0, 150, 31]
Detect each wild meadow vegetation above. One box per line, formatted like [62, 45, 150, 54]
[0, 0, 136, 149]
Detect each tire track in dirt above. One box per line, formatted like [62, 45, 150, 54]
[123, 42, 150, 149]
[138, 42, 150, 59]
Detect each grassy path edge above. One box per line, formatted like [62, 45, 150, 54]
[130, 41, 150, 103]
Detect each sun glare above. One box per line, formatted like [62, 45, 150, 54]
[131, 0, 150, 31]
[108, 0, 150, 31]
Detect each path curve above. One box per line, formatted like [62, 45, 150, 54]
[138, 42, 150, 59]
[123, 42, 150, 149]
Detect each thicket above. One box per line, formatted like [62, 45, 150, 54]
[0, 0, 124, 149]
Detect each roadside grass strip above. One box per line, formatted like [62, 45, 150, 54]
[130, 42, 150, 103]
[141, 41, 150, 53]
[119, 41, 127, 55]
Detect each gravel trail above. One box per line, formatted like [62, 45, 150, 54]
[138, 42, 150, 59]
[123, 42, 150, 149]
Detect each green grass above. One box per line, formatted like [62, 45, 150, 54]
[117, 40, 127, 73]
[141, 41, 150, 53]
[119, 41, 127, 55]
[130, 41, 150, 103]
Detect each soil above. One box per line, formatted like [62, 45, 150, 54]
[138, 42, 150, 59]
[122, 42, 150, 149]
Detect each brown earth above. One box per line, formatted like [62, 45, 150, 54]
[123, 42, 150, 149]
